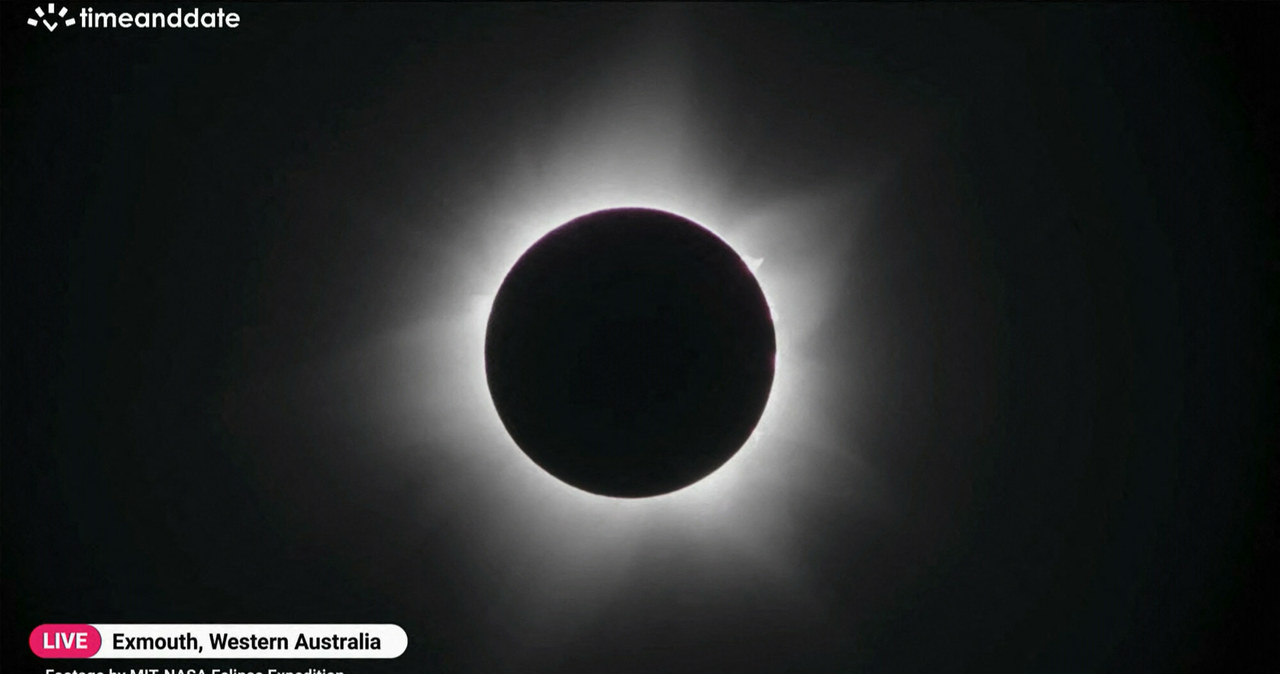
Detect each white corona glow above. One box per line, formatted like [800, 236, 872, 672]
[348, 19, 887, 632]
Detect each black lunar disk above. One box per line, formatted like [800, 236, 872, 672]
[485, 208, 777, 498]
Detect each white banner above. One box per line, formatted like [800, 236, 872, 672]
[30, 624, 408, 659]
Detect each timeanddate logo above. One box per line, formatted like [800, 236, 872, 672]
[26, 3, 74, 31]
[26, 4, 242, 32]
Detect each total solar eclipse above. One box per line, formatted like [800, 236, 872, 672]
[484, 208, 776, 498]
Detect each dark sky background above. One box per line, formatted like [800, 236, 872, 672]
[3, 3, 1277, 673]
